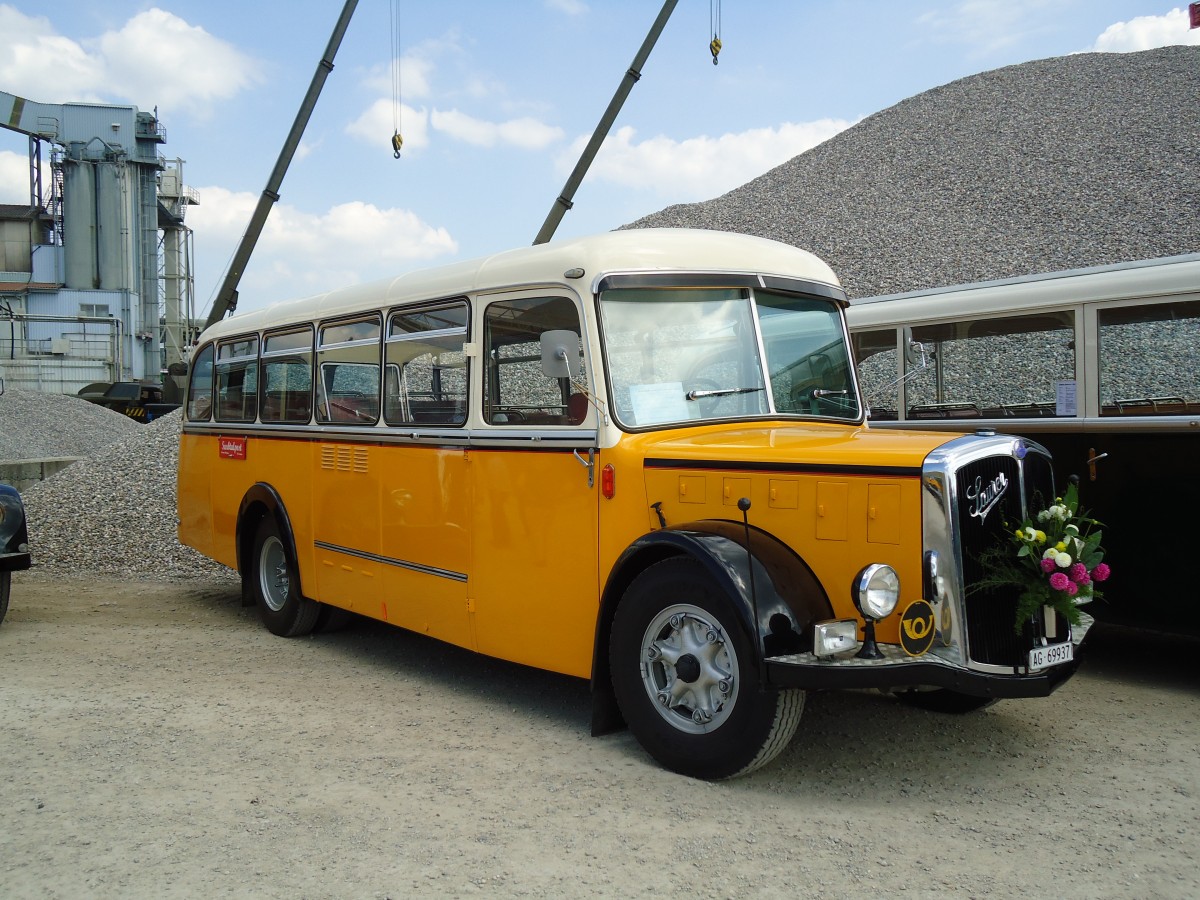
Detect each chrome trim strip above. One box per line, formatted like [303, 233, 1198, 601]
[181, 421, 598, 447]
[314, 540, 468, 583]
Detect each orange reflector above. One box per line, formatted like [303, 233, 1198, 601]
[602, 464, 616, 499]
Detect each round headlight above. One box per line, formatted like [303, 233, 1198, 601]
[854, 564, 900, 620]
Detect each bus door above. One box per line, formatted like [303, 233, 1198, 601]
[378, 302, 473, 649]
[311, 316, 384, 614]
[468, 294, 600, 677]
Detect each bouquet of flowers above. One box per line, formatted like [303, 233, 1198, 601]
[976, 481, 1110, 633]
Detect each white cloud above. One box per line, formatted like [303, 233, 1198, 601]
[0, 5, 259, 117]
[0, 151, 31, 204]
[187, 186, 458, 312]
[361, 55, 435, 100]
[345, 100, 431, 153]
[561, 119, 857, 200]
[1089, 7, 1200, 52]
[545, 0, 589, 15]
[0, 6, 106, 102]
[431, 109, 565, 149]
[916, 0, 1066, 54]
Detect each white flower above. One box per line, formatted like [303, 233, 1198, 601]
[1023, 527, 1037, 541]
[1055, 552, 1072, 568]
[1043, 548, 1059, 560]
[1037, 510, 1051, 523]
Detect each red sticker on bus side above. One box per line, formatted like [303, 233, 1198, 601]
[219, 437, 247, 460]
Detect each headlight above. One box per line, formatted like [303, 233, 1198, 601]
[854, 564, 900, 620]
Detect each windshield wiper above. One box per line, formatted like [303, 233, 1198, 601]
[686, 386, 764, 401]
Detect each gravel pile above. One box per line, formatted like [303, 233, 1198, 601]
[0, 389, 138, 460]
[21, 410, 235, 581]
[626, 46, 1200, 298]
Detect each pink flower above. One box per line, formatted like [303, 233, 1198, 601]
[1092, 563, 1111, 582]
[1040, 558, 1057, 574]
[1066, 581, 1079, 597]
[1070, 563, 1090, 585]
[1049, 572, 1070, 591]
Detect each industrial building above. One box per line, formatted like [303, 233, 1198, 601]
[0, 90, 198, 399]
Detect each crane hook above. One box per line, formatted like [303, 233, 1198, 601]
[710, 35, 722, 65]
[391, 132, 404, 159]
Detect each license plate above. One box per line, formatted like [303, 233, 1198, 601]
[1029, 641, 1073, 670]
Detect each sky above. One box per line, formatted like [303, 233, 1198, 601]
[1, 1, 1198, 319]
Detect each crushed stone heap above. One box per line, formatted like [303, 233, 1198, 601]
[627, 45, 1200, 298]
[0, 389, 138, 461]
[22, 410, 234, 580]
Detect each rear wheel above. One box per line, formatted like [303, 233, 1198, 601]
[610, 557, 804, 779]
[251, 516, 320, 637]
[0, 571, 9, 626]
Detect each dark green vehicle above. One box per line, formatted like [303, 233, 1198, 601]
[0, 483, 32, 626]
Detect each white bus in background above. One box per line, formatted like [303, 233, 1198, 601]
[846, 253, 1200, 635]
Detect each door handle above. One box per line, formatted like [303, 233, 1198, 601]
[1086, 449, 1109, 482]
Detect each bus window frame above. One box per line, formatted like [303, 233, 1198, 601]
[214, 334, 261, 424]
[383, 299, 471, 428]
[315, 313, 383, 427]
[259, 324, 316, 425]
[480, 292, 592, 429]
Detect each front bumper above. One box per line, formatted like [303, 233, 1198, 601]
[763, 613, 1091, 698]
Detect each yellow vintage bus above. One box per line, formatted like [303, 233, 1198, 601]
[178, 229, 1088, 778]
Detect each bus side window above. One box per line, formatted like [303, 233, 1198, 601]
[1099, 299, 1200, 416]
[187, 344, 215, 421]
[484, 297, 586, 427]
[384, 302, 469, 426]
[215, 336, 259, 423]
[260, 327, 314, 423]
[852, 329, 899, 420]
[315, 316, 382, 425]
[905, 313, 1074, 419]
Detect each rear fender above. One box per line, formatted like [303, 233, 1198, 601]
[236, 484, 302, 604]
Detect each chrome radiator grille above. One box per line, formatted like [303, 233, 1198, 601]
[954, 450, 1067, 667]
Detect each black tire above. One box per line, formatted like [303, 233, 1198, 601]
[250, 516, 320, 637]
[0, 571, 9, 626]
[609, 557, 804, 779]
[895, 688, 998, 714]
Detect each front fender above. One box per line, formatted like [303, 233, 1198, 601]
[590, 521, 832, 735]
[0, 484, 31, 571]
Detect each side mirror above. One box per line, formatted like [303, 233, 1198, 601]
[540, 330, 581, 380]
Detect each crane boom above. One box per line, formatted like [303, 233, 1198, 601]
[533, 0, 678, 245]
[204, 0, 359, 329]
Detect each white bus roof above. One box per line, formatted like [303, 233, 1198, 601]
[848, 252, 1200, 327]
[202, 228, 843, 342]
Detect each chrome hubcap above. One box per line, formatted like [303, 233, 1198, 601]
[259, 535, 290, 612]
[639, 604, 739, 734]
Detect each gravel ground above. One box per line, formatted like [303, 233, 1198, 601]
[0, 574, 1197, 898]
[626, 46, 1200, 299]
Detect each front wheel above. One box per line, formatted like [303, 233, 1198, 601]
[250, 516, 320, 637]
[610, 557, 804, 779]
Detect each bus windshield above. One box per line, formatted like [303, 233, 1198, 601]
[600, 287, 860, 427]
